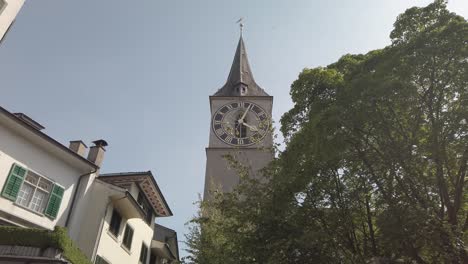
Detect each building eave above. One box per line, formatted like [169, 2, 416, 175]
[98, 172, 173, 217]
[0, 106, 98, 171]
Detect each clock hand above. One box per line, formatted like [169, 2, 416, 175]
[239, 104, 251, 122]
[243, 122, 258, 132]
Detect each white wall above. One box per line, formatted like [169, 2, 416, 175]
[0, 122, 83, 230]
[73, 180, 155, 264]
[0, 0, 25, 42]
[72, 180, 112, 259]
[96, 205, 154, 264]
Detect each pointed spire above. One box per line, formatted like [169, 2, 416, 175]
[213, 35, 269, 97]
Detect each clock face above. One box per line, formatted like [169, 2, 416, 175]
[212, 101, 270, 146]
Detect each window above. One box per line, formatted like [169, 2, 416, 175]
[95, 255, 110, 264]
[17, 171, 53, 213]
[145, 209, 152, 225]
[139, 243, 148, 264]
[122, 224, 134, 250]
[1, 164, 64, 218]
[137, 192, 147, 210]
[109, 209, 122, 236]
[137, 192, 153, 225]
[0, 0, 7, 15]
[149, 253, 156, 264]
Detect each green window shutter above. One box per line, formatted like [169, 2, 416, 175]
[45, 184, 64, 219]
[1, 164, 27, 201]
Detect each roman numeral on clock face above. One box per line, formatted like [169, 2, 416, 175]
[215, 128, 224, 135]
[252, 105, 262, 114]
[214, 113, 223, 121]
[213, 101, 269, 146]
[239, 102, 251, 109]
[214, 123, 222, 130]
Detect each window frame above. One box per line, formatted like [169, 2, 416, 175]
[122, 223, 134, 250]
[149, 253, 156, 264]
[15, 170, 54, 214]
[1, 164, 64, 219]
[137, 191, 153, 225]
[95, 255, 110, 264]
[108, 209, 122, 237]
[139, 242, 148, 264]
[0, 0, 7, 15]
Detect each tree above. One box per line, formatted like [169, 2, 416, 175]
[185, 1, 467, 263]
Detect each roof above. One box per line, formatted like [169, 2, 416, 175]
[13, 113, 45, 130]
[0, 106, 98, 170]
[99, 171, 173, 217]
[213, 36, 269, 97]
[153, 224, 179, 261]
[150, 241, 177, 261]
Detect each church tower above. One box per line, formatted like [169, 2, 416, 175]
[204, 34, 273, 200]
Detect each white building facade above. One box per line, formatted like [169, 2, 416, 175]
[0, 106, 178, 264]
[0, 108, 98, 230]
[0, 0, 25, 42]
[70, 172, 173, 264]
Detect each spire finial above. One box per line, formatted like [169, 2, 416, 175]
[236, 17, 244, 36]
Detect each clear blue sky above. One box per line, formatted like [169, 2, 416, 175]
[1, 0, 467, 257]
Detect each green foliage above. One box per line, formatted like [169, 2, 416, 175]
[185, 1, 468, 263]
[0, 226, 92, 264]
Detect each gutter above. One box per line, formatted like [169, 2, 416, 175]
[65, 169, 98, 227]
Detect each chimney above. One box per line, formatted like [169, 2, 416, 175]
[87, 139, 108, 167]
[69, 140, 87, 157]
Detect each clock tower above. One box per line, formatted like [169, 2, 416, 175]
[204, 35, 273, 200]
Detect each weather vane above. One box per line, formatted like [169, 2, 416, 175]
[236, 17, 244, 36]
